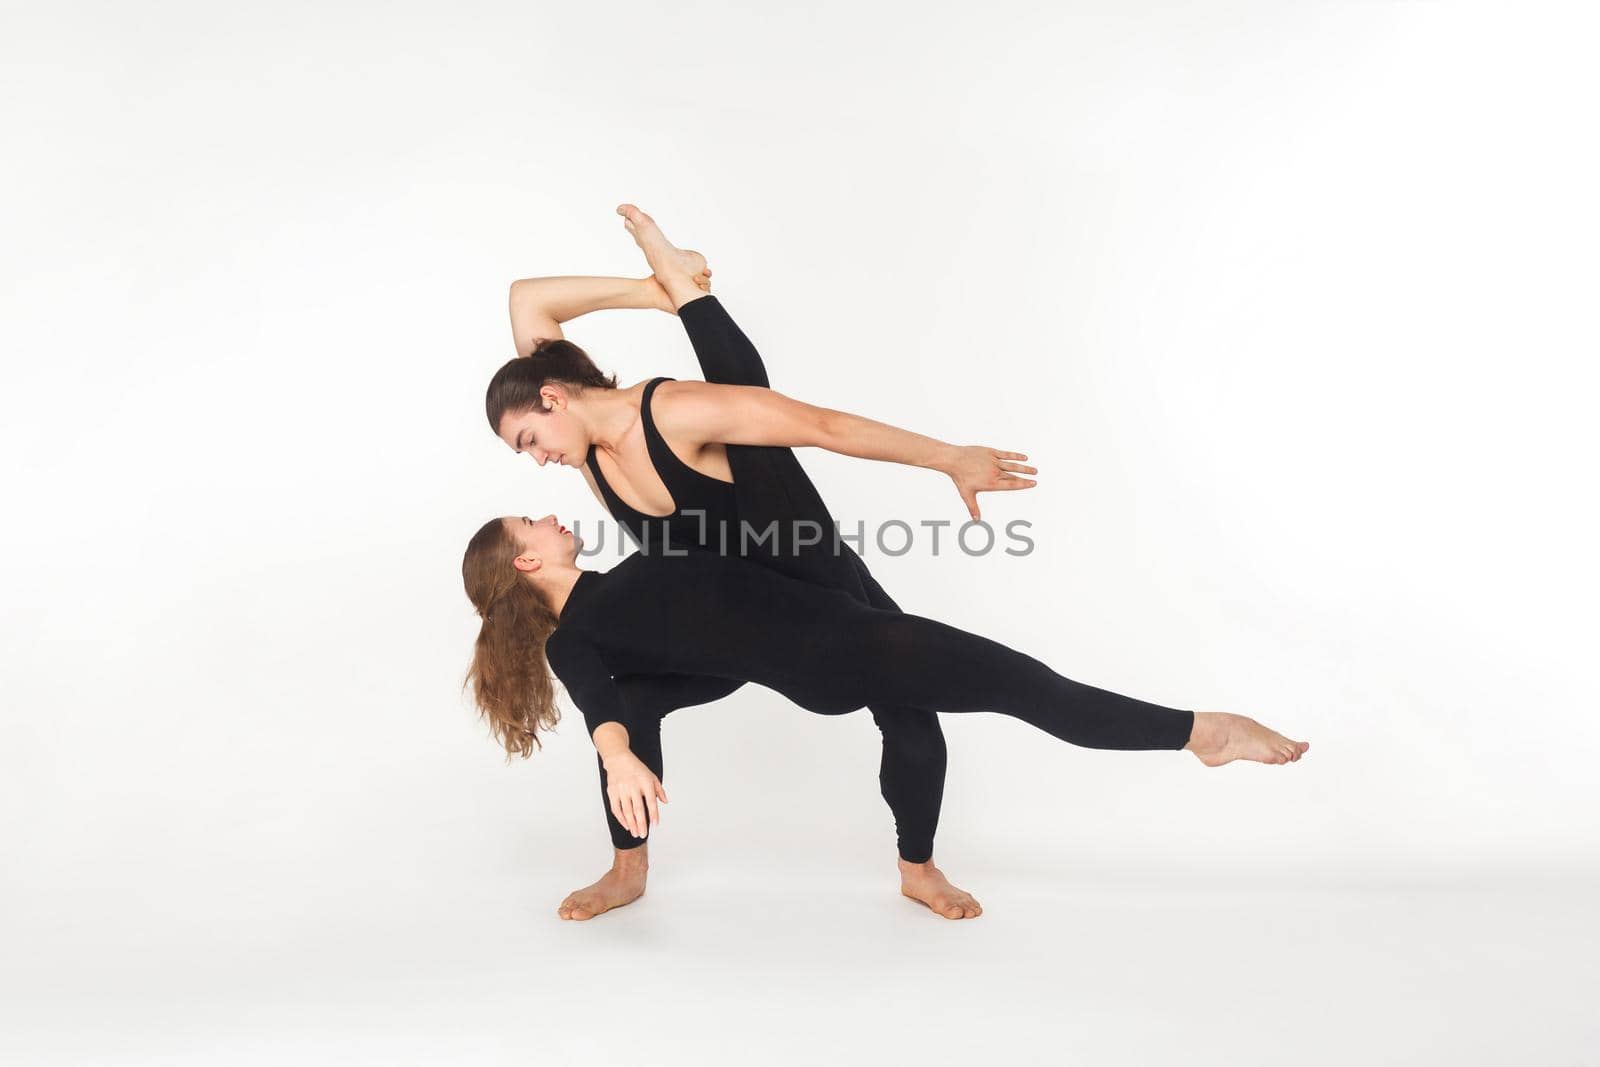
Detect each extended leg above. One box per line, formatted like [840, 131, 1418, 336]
[815, 610, 1197, 751]
[850, 610, 1306, 763]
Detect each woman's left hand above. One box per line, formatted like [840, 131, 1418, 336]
[944, 446, 1038, 521]
[644, 266, 712, 315]
[602, 749, 669, 838]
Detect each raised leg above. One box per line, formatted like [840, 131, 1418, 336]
[676, 290, 772, 388]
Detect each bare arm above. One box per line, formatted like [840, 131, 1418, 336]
[508, 275, 675, 357]
[653, 380, 1039, 520]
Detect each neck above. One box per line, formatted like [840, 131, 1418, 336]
[537, 564, 587, 618]
[584, 383, 645, 453]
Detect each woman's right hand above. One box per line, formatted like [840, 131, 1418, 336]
[603, 750, 669, 838]
[943, 445, 1040, 521]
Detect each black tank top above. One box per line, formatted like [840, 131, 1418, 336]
[587, 376, 740, 554]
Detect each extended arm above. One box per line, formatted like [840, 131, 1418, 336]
[654, 380, 1040, 520]
[507, 275, 674, 357]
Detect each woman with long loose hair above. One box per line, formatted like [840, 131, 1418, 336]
[460, 513, 1308, 917]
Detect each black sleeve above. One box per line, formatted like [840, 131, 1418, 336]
[545, 629, 638, 741]
[678, 294, 772, 389]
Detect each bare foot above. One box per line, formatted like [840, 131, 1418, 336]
[616, 203, 711, 302]
[899, 858, 983, 920]
[557, 859, 648, 921]
[1185, 711, 1310, 767]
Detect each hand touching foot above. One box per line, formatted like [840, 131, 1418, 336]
[617, 203, 712, 307]
[1185, 712, 1310, 767]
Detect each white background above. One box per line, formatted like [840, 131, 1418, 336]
[3, 1, 1597, 1063]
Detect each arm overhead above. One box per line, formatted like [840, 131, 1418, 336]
[507, 275, 673, 358]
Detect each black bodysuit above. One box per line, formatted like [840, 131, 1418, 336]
[547, 550, 1196, 774]
[583, 295, 951, 863]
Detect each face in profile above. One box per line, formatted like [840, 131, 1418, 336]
[496, 386, 589, 469]
[506, 513, 582, 571]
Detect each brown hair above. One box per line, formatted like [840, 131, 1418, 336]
[460, 517, 561, 760]
[485, 337, 619, 435]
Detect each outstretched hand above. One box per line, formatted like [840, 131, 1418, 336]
[603, 749, 668, 839]
[944, 446, 1038, 521]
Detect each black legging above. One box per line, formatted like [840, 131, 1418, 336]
[548, 550, 1196, 815]
[593, 295, 948, 863]
[601, 567, 948, 860]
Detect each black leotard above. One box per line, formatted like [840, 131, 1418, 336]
[586, 375, 740, 555]
[585, 296, 950, 863]
[547, 549, 1194, 763]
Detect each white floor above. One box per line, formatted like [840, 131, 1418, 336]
[6, 849, 1595, 1066]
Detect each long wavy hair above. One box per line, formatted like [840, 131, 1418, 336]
[460, 517, 562, 760]
[485, 337, 619, 434]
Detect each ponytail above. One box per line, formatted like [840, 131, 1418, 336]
[485, 338, 619, 434]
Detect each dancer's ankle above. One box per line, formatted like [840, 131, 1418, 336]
[612, 842, 649, 873]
